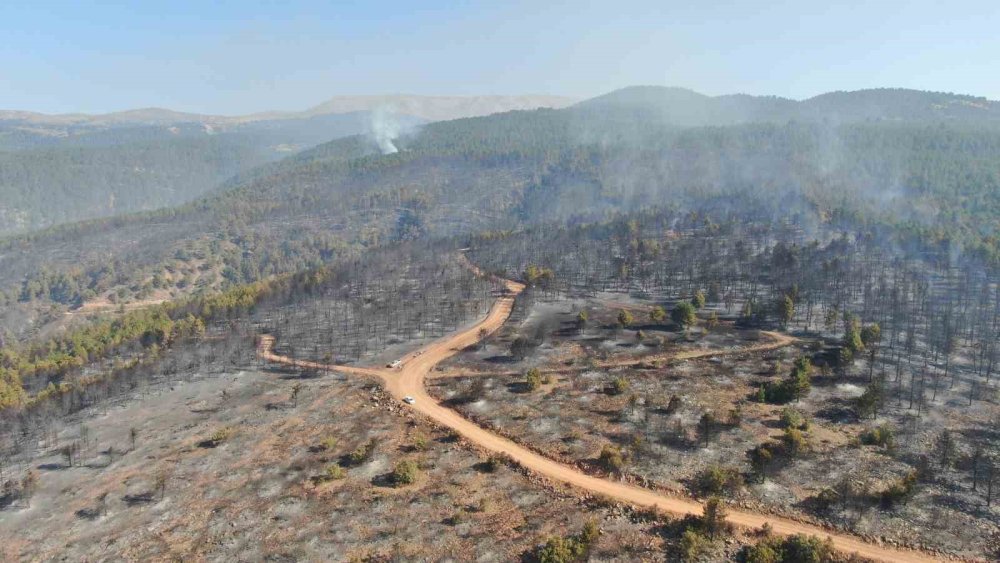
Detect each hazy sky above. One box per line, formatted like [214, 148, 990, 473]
[3, 0, 999, 114]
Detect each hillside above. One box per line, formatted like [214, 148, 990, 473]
[0, 95, 572, 234]
[1, 86, 999, 340]
[2, 86, 1000, 561]
[577, 85, 1000, 125]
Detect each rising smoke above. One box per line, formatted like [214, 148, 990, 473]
[370, 106, 401, 154]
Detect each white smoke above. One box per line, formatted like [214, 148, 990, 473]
[370, 106, 401, 154]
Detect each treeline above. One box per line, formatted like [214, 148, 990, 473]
[3, 96, 1000, 338]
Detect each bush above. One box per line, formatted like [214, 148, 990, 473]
[617, 309, 634, 328]
[781, 534, 835, 562]
[679, 528, 711, 561]
[701, 496, 731, 539]
[534, 520, 599, 563]
[757, 358, 812, 404]
[315, 464, 346, 483]
[859, 424, 895, 449]
[781, 427, 809, 457]
[779, 407, 808, 430]
[391, 460, 420, 486]
[696, 465, 744, 496]
[598, 445, 625, 473]
[879, 470, 918, 508]
[610, 376, 629, 395]
[412, 434, 428, 451]
[744, 534, 835, 563]
[346, 438, 378, 465]
[525, 368, 542, 391]
[205, 427, 233, 447]
[319, 436, 338, 451]
[672, 301, 697, 331]
[481, 455, 502, 473]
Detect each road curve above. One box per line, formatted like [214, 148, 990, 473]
[258, 273, 941, 563]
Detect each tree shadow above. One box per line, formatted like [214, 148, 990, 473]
[37, 462, 68, 471]
[122, 491, 156, 506]
[484, 355, 518, 364]
[506, 381, 534, 394]
[75, 507, 102, 520]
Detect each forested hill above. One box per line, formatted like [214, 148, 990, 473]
[576, 86, 1000, 126]
[0, 94, 570, 235]
[1, 87, 998, 341]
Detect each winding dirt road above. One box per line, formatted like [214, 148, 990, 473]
[258, 273, 941, 563]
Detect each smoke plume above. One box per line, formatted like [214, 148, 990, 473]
[371, 106, 401, 154]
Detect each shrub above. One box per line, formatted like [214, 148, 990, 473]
[319, 436, 338, 451]
[481, 455, 502, 473]
[597, 445, 625, 473]
[412, 434, 428, 451]
[617, 309, 634, 328]
[315, 464, 346, 483]
[696, 465, 744, 496]
[781, 534, 835, 562]
[346, 438, 378, 465]
[757, 357, 812, 404]
[672, 301, 697, 331]
[534, 520, 600, 563]
[692, 290, 706, 309]
[879, 470, 918, 508]
[610, 376, 629, 395]
[391, 460, 420, 486]
[525, 368, 542, 391]
[781, 427, 809, 457]
[679, 528, 711, 561]
[859, 424, 895, 449]
[649, 305, 666, 324]
[780, 407, 808, 430]
[205, 427, 233, 447]
[745, 540, 781, 563]
[701, 496, 731, 539]
[744, 533, 834, 563]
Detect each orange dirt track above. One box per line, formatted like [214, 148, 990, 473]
[258, 270, 942, 563]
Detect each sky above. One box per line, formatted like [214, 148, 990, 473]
[2, 0, 999, 115]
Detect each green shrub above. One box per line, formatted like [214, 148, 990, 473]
[391, 460, 420, 486]
[319, 436, 338, 451]
[779, 407, 808, 430]
[316, 464, 346, 483]
[525, 368, 542, 391]
[679, 528, 711, 561]
[744, 534, 835, 563]
[610, 376, 629, 395]
[696, 465, 743, 496]
[782, 427, 809, 457]
[879, 470, 918, 508]
[617, 309, 634, 328]
[598, 445, 625, 473]
[859, 424, 895, 449]
[534, 520, 600, 563]
[346, 438, 378, 465]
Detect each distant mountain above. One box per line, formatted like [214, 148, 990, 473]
[575, 86, 1000, 126]
[0, 95, 576, 133]
[0, 94, 572, 234]
[299, 94, 576, 122]
[4, 85, 1000, 335]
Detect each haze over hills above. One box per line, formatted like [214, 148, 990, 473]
[0, 94, 576, 132]
[577, 86, 1000, 126]
[2, 85, 1000, 562]
[0, 94, 575, 234]
[2, 85, 999, 327]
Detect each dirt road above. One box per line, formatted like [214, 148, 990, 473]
[258, 274, 941, 563]
[429, 329, 798, 380]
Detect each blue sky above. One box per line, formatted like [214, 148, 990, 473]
[3, 0, 999, 114]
